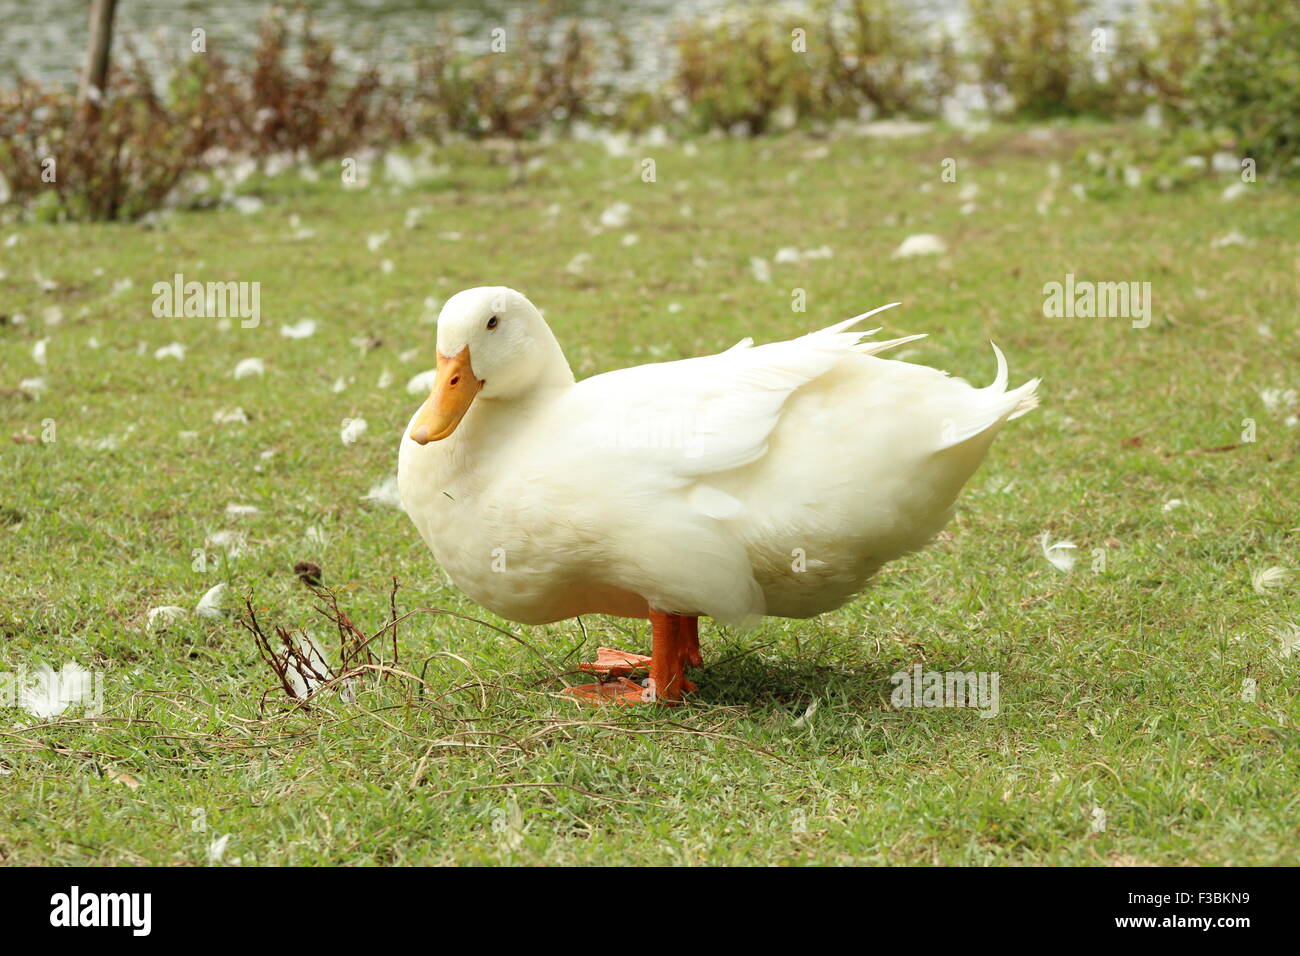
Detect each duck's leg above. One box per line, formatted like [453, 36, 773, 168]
[647, 610, 698, 703]
[682, 614, 703, 668]
[563, 610, 700, 705]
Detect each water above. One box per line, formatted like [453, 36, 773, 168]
[0, 0, 732, 88]
[1, 0, 1140, 90]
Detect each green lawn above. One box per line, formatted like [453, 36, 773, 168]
[1, 123, 1297, 865]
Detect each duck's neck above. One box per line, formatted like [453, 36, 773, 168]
[529, 320, 577, 390]
[451, 329, 573, 466]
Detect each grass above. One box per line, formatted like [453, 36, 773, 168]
[1, 122, 1298, 865]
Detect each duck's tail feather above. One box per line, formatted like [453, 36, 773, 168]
[852, 332, 928, 356]
[934, 342, 1040, 450]
[984, 342, 1040, 418]
[811, 301, 902, 338]
[1006, 376, 1041, 420]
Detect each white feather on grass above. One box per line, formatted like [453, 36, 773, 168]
[285, 633, 333, 699]
[599, 202, 630, 229]
[1252, 566, 1289, 595]
[340, 418, 368, 445]
[892, 234, 947, 258]
[154, 343, 186, 360]
[230, 195, 264, 215]
[1272, 622, 1300, 660]
[1039, 532, 1077, 573]
[384, 152, 416, 187]
[1259, 388, 1297, 413]
[406, 369, 437, 394]
[206, 834, 231, 865]
[225, 503, 259, 517]
[362, 475, 404, 509]
[793, 699, 819, 728]
[206, 530, 247, 556]
[280, 319, 318, 339]
[148, 606, 188, 630]
[212, 407, 249, 425]
[1210, 230, 1248, 249]
[775, 246, 833, 264]
[195, 583, 228, 619]
[232, 357, 265, 379]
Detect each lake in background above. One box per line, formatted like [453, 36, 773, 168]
[4, 0, 743, 88]
[0, 0, 1138, 91]
[0, 0, 1138, 95]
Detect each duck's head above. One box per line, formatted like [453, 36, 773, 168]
[408, 286, 570, 444]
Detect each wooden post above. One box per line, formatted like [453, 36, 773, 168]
[77, 0, 119, 121]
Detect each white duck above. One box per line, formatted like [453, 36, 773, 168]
[398, 287, 1039, 703]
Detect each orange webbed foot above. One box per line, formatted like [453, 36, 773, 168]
[563, 677, 653, 704]
[563, 614, 702, 706]
[577, 646, 652, 678]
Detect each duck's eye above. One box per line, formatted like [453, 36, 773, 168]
[486, 316, 499, 330]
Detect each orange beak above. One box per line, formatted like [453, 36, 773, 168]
[408, 347, 482, 444]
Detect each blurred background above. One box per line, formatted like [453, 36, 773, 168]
[1, 0, 1295, 221]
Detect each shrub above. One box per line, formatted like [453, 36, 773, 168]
[1184, 0, 1300, 176]
[824, 0, 958, 118]
[1120, 0, 1225, 111]
[0, 54, 205, 222]
[412, 8, 602, 140]
[238, 7, 407, 158]
[671, 13, 822, 135]
[966, 0, 1102, 117]
[0, 9, 410, 221]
